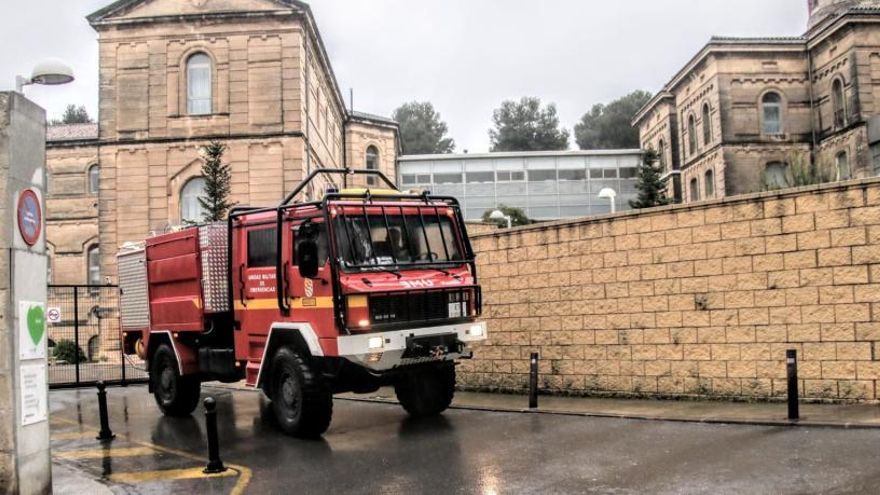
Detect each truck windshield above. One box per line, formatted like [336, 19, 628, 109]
[333, 212, 463, 270]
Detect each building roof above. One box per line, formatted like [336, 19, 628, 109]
[349, 110, 398, 127]
[47, 123, 99, 143]
[399, 149, 642, 162]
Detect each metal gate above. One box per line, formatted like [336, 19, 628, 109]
[47, 285, 149, 388]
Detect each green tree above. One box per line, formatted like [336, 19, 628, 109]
[481, 205, 533, 228]
[50, 104, 94, 125]
[53, 339, 86, 364]
[629, 150, 671, 209]
[489, 97, 570, 152]
[198, 141, 236, 222]
[574, 90, 652, 150]
[392, 101, 455, 154]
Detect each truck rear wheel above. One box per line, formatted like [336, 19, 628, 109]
[269, 347, 332, 438]
[394, 364, 456, 418]
[151, 344, 200, 417]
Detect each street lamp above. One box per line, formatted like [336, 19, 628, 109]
[489, 209, 512, 229]
[16, 59, 75, 93]
[598, 187, 618, 214]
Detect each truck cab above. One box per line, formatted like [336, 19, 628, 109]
[118, 169, 486, 437]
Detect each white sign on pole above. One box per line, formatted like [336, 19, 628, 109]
[20, 363, 47, 426]
[46, 307, 61, 324]
[19, 301, 46, 361]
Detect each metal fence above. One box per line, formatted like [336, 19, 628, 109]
[47, 285, 149, 388]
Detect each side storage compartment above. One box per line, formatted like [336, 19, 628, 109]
[118, 243, 149, 354]
[145, 228, 206, 332]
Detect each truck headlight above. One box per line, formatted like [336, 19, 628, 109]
[467, 324, 484, 337]
[368, 337, 384, 350]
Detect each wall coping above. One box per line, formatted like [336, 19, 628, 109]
[472, 177, 880, 240]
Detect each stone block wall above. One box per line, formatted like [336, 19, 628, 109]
[460, 178, 880, 402]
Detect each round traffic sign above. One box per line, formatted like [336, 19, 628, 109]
[17, 189, 42, 246]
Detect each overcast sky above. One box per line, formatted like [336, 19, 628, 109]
[0, 0, 808, 152]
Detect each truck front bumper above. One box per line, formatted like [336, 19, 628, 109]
[336, 321, 487, 372]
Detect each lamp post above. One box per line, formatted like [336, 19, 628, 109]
[598, 187, 618, 214]
[489, 209, 512, 229]
[15, 59, 75, 93]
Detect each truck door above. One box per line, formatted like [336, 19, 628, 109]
[287, 219, 333, 321]
[235, 224, 285, 333]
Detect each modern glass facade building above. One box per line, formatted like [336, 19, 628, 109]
[398, 150, 643, 221]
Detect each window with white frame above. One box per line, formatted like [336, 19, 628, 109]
[88, 164, 100, 195]
[180, 177, 207, 223]
[366, 146, 380, 186]
[762, 92, 783, 135]
[87, 245, 101, 286]
[187, 53, 213, 115]
[837, 151, 850, 181]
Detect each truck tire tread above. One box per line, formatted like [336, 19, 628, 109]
[394, 364, 455, 418]
[151, 344, 200, 417]
[270, 347, 333, 438]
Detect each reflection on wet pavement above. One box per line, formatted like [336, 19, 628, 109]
[51, 384, 880, 494]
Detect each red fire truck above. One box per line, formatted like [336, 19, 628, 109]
[117, 169, 486, 437]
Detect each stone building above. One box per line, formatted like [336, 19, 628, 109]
[46, 0, 399, 286]
[634, 0, 880, 204]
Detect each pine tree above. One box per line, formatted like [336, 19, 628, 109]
[198, 141, 236, 222]
[629, 149, 671, 209]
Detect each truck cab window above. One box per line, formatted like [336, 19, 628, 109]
[335, 213, 462, 269]
[247, 228, 277, 267]
[294, 222, 330, 268]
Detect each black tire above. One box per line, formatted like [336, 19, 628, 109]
[269, 347, 333, 438]
[150, 343, 201, 417]
[395, 364, 456, 418]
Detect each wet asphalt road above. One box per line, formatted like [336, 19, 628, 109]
[51, 385, 880, 494]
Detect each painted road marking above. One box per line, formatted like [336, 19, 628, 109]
[55, 447, 158, 460]
[51, 431, 98, 440]
[109, 466, 239, 483]
[50, 414, 252, 495]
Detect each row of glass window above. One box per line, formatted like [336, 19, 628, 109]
[402, 167, 638, 186]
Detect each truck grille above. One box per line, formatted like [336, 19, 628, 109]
[368, 288, 474, 328]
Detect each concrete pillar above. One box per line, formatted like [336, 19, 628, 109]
[0, 92, 51, 493]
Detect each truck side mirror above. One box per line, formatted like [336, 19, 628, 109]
[298, 240, 319, 279]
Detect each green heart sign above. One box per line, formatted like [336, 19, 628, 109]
[26, 305, 45, 346]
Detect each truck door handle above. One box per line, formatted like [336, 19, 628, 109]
[238, 264, 247, 307]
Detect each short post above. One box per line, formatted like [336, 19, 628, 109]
[96, 381, 115, 441]
[786, 349, 799, 421]
[529, 352, 539, 409]
[203, 397, 227, 474]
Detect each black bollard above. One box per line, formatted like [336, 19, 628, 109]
[203, 398, 227, 474]
[786, 349, 800, 421]
[529, 352, 539, 409]
[96, 381, 115, 441]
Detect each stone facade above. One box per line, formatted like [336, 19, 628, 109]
[462, 177, 880, 403]
[634, 0, 880, 205]
[45, 0, 399, 286]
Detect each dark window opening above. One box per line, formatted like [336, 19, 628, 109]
[247, 228, 278, 268]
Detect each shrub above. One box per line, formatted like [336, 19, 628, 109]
[53, 339, 86, 364]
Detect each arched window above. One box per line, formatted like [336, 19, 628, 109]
[689, 177, 700, 202]
[704, 169, 715, 198]
[837, 151, 851, 181]
[702, 103, 712, 146]
[187, 53, 213, 115]
[87, 245, 101, 286]
[365, 146, 380, 186]
[88, 336, 100, 362]
[658, 140, 667, 171]
[687, 114, 697, 155]
[762, 92, 783, 135]
[180, 177, 207, 223]
[765, 161, 788, 190]
[832, 78, 846, 128]
[87, 164, 100, 195]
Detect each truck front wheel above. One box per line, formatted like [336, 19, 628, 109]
[151, 344, 201, 417]
[394, 364, 456, 418]
[269, 347, 333, 438]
